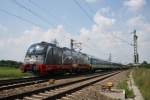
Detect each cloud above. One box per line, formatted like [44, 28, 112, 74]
[124, 0, 146, 12]
[77, 12, 132, 63]
[127, 15, 150, 62]
[0, 25, 73, 61]
[127, 15, 150, 33]
[93, 11, 115, 31]
[0, 11, 120, 63]
[1, 10, 149, 64]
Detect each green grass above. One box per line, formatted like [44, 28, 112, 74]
[0, 66, 32, 79]
[132, 67, 150, 100]
[117, 71, 134, 98]
[139, 64, 150, 68]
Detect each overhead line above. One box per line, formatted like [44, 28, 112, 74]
[13, 0, 54, 27]
[73, 0, 93, 23]
[28, 0, 74, 32]
[84, 1, 95, 14]
[28, 0, 58, 20]
[73, 0, 133, 47]
[0, 8, 42, 27]
[111, 33, 133, 46]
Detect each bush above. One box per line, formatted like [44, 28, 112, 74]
[0, 60, 22, 68]
[139, 64, 150, 68]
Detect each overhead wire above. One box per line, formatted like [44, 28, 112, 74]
[73, 0, 133, 47]
[73, 0, 93, 23]
[12, 0, 54, 27]
[28, 0, 75, 33]
[0, 8, 42, 27]
[84, 0, 95, 14]
[28, 0, 57, 19]
[111, 33, 133, 46]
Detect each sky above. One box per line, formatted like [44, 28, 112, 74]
[0, 0, 150, 64]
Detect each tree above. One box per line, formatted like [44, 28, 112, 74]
[142, 61, 148, 65]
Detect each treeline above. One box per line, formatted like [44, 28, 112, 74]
[140, 61, 150, 68]
[0, 60, 22, 68]
[140, 64, 150, 68]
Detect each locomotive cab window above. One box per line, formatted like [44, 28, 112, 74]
[27, 44, 46, 55]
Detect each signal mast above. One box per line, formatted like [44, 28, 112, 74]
[132, 30, 139, 65]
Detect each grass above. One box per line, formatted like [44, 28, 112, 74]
[0, 66, 32, 80]
[117, 79, 134, 98]
[132, 67, 150, 100]
[117, 71, 134, 98]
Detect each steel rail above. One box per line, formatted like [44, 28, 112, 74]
[0, 71, 120, 100]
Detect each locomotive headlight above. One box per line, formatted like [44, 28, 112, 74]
[29, 57, 36, 62]
[24, 55, 44, 64]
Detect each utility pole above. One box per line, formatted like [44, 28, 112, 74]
[108, 53, 112, 62]
[52, 39, 58, 46]
[132, 30, 139, 64]
[108, 53, 112, 67]
[70, 39, 74, 51]
[70, 39, 74, 56]
[70, 39, 82, 54]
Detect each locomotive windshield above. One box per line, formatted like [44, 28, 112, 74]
[27, 44, 46, 55]
[24, 44, 48, 64]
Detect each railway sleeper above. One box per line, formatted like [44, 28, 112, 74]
[23, 72, 119, 100]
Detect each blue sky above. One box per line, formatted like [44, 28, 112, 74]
[0, 0, 150, 64]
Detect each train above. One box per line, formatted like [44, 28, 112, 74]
[21, 41, 124, 76]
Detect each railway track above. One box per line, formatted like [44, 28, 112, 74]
[0, 73, 83, 87]
[0, 76, 42, 87]
[0, 71, 121, 100]
[0, 71, 104, 91]
[0, 78, 50, 91]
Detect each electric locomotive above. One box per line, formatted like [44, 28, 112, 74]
[21, 42, 91, 75]
[21, 41, 122, 76]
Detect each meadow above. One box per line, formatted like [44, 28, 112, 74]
[0, 66, 32, 79]
[132, 67, 150, 100]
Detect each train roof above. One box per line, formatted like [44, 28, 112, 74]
[63, 47, 71, 50]
[32, 41, 122, 65]
[29, 41, 57, 47]
[40, 41, 57, 47]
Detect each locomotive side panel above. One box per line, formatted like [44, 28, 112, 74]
[45, 46, 53, 64]
[62, 48, 72, 64]
[52, 47, 63, 64]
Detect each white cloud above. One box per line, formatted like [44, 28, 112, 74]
[124, 0, 145, 12]
[1, 10, 150, 64]
[127, 15, 150, 62]
[0, 25, 73, 61]
[127, 15, 150, 33]
[77, 12, 133, 63]
[93, 11, 115, 31]
[0, 11, 121, 63]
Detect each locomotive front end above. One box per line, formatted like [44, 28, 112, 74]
[21, 43, 47, 75]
